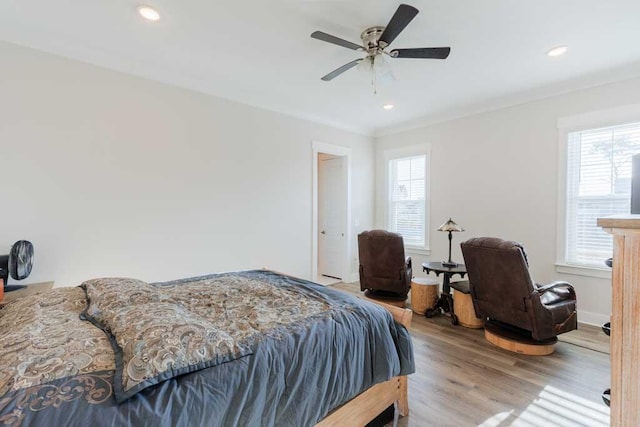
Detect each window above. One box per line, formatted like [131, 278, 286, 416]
[564, 121, 640, 268]
[387, 150, 429, 249]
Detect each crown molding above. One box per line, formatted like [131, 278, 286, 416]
[374, 62, 640, 139]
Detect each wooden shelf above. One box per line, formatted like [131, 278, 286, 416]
[0, 281, 54, 306]
[599, 215, 640, 426]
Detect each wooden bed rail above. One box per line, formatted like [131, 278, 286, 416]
[364, 297, 413, 329]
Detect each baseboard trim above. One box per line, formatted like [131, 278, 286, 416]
[577, 310, 609, 327]
[345, 273, 359, 284]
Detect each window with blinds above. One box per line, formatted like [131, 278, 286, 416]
[388, 154, 427, 248]
[565, 121, 640, 267]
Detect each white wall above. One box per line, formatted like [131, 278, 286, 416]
[376, 76, 640, 325]
[0, 42, 375, 286]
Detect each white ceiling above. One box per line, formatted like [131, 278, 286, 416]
[1, 0, 640, 136]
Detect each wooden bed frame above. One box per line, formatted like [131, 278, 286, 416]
[316, 299, 413, 427]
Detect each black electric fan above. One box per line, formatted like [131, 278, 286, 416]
[0, 240, 34, 292]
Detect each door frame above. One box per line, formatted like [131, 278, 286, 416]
[312, 141, 353, 283]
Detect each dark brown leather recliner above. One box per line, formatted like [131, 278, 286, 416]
[358, 230, 412, 300]
[460, 237, 577, 342]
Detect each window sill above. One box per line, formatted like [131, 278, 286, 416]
[555, 263, 612, 280]
[405, 247, 431, 257]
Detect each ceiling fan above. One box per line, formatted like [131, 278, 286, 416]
[311, 4, 450, 88]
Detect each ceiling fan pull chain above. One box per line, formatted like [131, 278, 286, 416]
[373, 68, 377, 95]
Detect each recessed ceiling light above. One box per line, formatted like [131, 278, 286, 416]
[137, 5, 160, 21]
[547, 45, 568, 57]
[383, 104, 395, 110]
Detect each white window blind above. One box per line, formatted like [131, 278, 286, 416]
[388, 155, 426, 247]
[566, 121, 640, 267]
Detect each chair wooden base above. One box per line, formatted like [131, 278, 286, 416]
[363, 290, 407, 308]
[484, 321, 556, 356]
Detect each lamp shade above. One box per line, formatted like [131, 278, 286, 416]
[437, 218, 464, 233]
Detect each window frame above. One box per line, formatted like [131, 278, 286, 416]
[384, 144, 431, 255]
[556, 104, 640, 278]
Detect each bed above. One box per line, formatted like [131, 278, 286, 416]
[0, 270, 414, 427]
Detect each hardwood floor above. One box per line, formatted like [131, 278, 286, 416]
[332, 282, 611, 426]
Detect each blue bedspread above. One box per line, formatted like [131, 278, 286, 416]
[0, 270, 414, 427]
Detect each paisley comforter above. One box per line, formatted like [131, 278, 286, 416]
[0, 270, 414, 427]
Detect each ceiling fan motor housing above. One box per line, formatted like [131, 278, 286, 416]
[361, 26, 387, 53]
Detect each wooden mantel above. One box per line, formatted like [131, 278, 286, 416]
[597, 214, 640, 427]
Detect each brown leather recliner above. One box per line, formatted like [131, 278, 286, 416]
[460, 237, 577, 342]
[358, 230, 412, 300]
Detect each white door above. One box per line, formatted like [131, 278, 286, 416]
[318, 156, 346, 279]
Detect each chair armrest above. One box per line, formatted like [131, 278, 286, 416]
[537, 281, 572, 291]
[405, 256, 413, 287]
[536, 281, 576, 298]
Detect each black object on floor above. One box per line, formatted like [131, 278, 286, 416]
[365, 404, 395, 427]
[602, 389, 611, 407]
[4, 284, 27, 292]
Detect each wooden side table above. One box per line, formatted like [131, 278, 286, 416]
[422, 262, 467, 325]
[410, 277, 439, 315]
[450, 281, 483, 329]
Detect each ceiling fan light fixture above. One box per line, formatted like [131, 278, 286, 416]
[374, 54, 395, 84]
[547, 45, 568, 57]
[373, 54, 390, 72]
[137, 5, 160, 22]
[357, 55, 395, 93]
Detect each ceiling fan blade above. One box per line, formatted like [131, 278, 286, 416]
[311, 31, 363, 51]
[379, 4, 419, 47]
[390, 47, 451, 59]
[321, 59, 362, 81]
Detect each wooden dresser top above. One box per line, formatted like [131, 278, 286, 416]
[597, 214, 640, 230]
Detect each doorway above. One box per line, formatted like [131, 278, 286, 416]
[318, 153, 346, 282]
[311, 141, 352, 285]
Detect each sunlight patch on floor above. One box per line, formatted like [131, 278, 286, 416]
[514, 385, 609, 426]
[479, 410, 514, 426]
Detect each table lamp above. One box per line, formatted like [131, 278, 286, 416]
[437, 218, 464, 267]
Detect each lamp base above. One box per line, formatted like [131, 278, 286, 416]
[442, 261, 459, 268]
